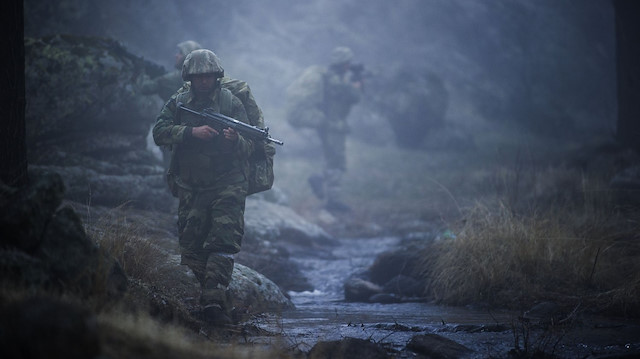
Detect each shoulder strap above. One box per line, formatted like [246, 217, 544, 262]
[220, 87, 233, 116]
[175, 90, 190, 105]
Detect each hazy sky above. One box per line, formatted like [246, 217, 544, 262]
[24, 0, 617, 141]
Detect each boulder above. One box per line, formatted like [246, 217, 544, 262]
[25, 35, 172, 213]
[230, 263, 295, 313]
[244, 198, 334, 250]
[239, 198, 336, 292]
[368, 248, 422, 286]
[382, 274, 424, 297]
[343, 277, 382, 302]
[0, 170, 125, 299]
[308, 337, 390, 359]
[0, 170, 65, 252]
[407, 334, 472, 359]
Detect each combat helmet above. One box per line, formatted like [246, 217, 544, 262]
[182, 49, 225, 81]
[330, 46, 354, 65]
[177, 40, 202, 57]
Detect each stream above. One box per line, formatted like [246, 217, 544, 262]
[250, 236, 640, 358]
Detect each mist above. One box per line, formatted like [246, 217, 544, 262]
[25, 0, 616, 150]
[13, 1, 640, 357]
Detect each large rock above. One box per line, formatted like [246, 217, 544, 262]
[25, 35, 171, 212]
[244, 198, 333, 249]
[230, 263, 295, 312]
[239, 198, 337, 292]
[0, 169, 65, 252]
[0, 170, 126, 299]
[406, 334, 472, 359]
[31, 165, 175, 212]
[343, 277, 383, 302]
[368, 248, 423, 287]
[308, 337, 390, 359]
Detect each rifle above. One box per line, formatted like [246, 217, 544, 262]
[350, 63, 366, 82]
[177, 102, 284, 146]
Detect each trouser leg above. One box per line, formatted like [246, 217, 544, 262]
[177, 191, 210, 285]
[201, 184, 246, 324]
[201, 253, 234, 308]
[324, 168, 344, 205]
[318, 130, 348, 210]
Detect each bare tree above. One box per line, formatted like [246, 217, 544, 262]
[0, 0, 27, 187]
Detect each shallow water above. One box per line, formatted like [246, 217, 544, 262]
[252, 237, 640, 358]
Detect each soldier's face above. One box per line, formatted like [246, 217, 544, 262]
[191, 74, 218, 96]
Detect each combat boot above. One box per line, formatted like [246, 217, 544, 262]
[202, 303, 232, 326]
[200, 284, 233, 326]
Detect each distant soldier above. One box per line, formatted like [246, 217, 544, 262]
[285, 46, 364, 212]
[153, 49, 255, 325]
[140, 41, 203, 170]
[139, 40, 202, 101]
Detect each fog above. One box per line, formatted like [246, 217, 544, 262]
[22, 0, 622, 226]
[16, 4, 640, 355]
[25, 0, 616, 146]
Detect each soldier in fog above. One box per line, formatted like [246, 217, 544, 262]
[285, 46, 364, 212]
[143, 40, 268, 185]
[139, 40, 202, 101]
[153, 49, 255, 326]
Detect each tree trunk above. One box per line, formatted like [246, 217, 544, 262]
[614, 0, 640, 153]
[0, 0, 27, 187]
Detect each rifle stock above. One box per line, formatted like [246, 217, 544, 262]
[177, 102, 284, 146]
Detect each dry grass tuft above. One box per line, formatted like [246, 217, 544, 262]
[98, 309, 292, 359]
[417, 187, 640, 315]
[85, 204, 166, 283]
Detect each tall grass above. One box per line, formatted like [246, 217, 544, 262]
[84, 204, 165, 284]
[416, 169, 640, 316]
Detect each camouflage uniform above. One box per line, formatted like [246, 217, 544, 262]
[286, 46, 362, 210]
[180, 76, 266, 129]
[152, 49, 254, 323]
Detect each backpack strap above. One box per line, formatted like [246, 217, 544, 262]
[219, 87, 233, 116]
[175, 91, 190, 106]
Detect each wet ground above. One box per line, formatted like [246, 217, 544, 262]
[250, 237, 640, 358]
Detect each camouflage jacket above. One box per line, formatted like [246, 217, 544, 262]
[153, 84, 254, 189]
[178, 77, 265, 129]
[285, 65, 362, 132]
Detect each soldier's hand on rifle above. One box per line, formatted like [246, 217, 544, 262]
[192, 125, 219, 140]
[223, 127, 239, 142]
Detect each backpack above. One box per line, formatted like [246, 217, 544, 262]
[285, 65, 327, 129]
[218, 83, 275, 195]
